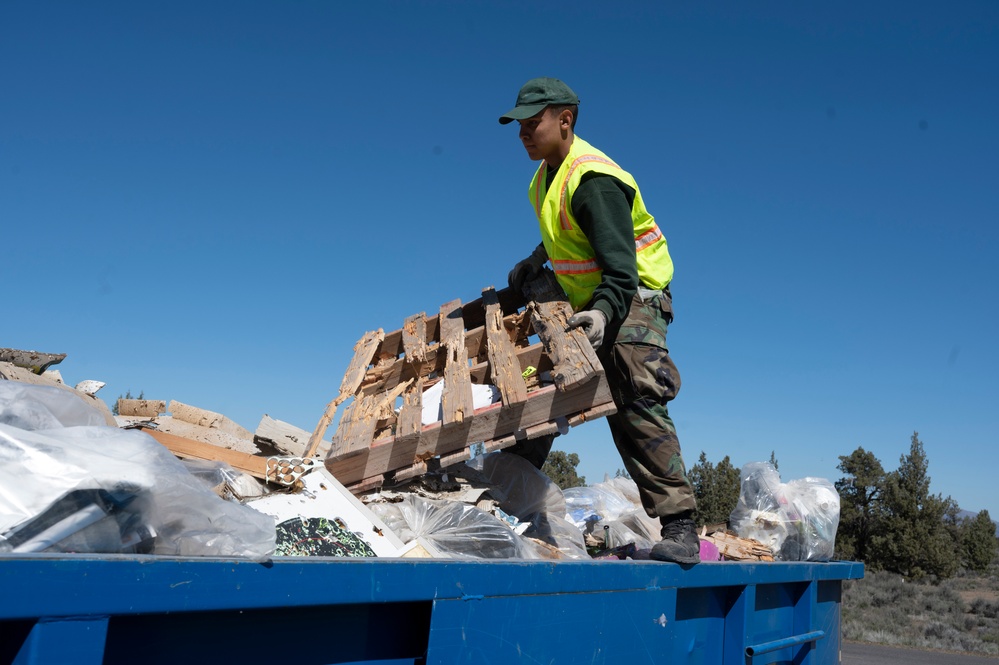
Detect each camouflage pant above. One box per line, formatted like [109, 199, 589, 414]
[598, 287, 697, 520]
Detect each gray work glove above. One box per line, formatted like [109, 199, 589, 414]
[508, 244, 548, 293]
[566, 309, 607, 351]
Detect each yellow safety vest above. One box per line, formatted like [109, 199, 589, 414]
[528, 136, 673, 310]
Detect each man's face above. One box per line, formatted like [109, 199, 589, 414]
[518, 107, 566, 165]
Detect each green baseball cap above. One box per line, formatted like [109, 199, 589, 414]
[498, 77, 580, 125]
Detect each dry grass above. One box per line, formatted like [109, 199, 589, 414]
[842, 560, 999, 656]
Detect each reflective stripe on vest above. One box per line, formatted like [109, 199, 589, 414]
[551, 226, 663, 277]
[551, 258, 600, 275]
[635, 226, 663, 251]
[532, 167, 546, 219]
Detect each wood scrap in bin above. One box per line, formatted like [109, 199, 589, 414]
[141, 427, 271, 482]
[701, 528, 775, 562]
[255, 414, 323, 457]
[117, 399, 166, 418]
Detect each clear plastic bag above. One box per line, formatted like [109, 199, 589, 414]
[563, 478, 665, 558]
[563, 483, 639, 529]
[457, 452, 587, 559]
[369, 496, 540, 559]
[0, 382, 107, 430]
[729, 462, 840, 561]
[461, 453, 563, 519]
[0, 384, 275, 560]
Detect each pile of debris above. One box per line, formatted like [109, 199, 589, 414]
[2, 338, 837, 563]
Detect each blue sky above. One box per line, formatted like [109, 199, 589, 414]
[3, 1, 997, 518]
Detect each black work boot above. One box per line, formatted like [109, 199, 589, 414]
[650, 517, 700, 564]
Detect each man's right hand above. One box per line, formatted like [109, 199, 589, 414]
[508, 244, 548, 293]
[566, 309, 607, 351]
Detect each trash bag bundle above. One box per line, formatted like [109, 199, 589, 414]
[461, 453, 587, 559]
[729, 462, 840, 561]
[0, 383, 275, 560]
[563, 483, 637, 529]
[563, 478, 663, 557]
[369, 495, 540, 559]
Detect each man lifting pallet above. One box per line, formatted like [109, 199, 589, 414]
[500, 77, 700, 565]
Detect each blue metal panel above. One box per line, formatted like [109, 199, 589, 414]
[13, 617, 108, 665]
[427, 589, 684, 665]
[0, 556, 864, 665]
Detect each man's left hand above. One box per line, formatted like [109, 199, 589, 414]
[566, 310, 607, 351]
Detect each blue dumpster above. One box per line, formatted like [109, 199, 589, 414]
[0, 555, 863, 664]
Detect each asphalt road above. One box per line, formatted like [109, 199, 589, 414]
[843, 642, 999, 664]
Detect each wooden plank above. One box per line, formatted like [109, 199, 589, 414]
[168, 400, 253, 440]
[396, 311, 426, 442]
[389, 315, 534, 446]
[438, 447, 471, 468]
[331, 393, 380, 458]
[117, 399, 166, 418]
[483, 435, 516, 454]
[332, 380, 413, 458]
[460, 286, 527, 331]
[401, 312, 428, 364]
[327, 376, 613, 486]
[358, 323, 490, 397]
[439, 299, 474, 425]
[358, 332, 547, 399]
[378, 311, 434, 360]
[255, 414, 318, 457]
[358, 304, 527, 399]
[341, 330, 386, 397]
[0, 348, 66, 374]
[520, 420, 561, 440]
[473, 342, 548, 385]
[141, 427, 270, 482]
[329, 400, 360, 458]
[524, 270, 602, 391]
[703, 531, 775, 561]
[305, 329, 384, 458]
[347, 474, 390, 494]
[136, 415, 262, 455]
[482, 286, 529, 407]
[355, 435, 516, 491]
[566, 400, 618, 426]
[396, 376, 423, 440]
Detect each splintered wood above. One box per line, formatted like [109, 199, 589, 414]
[317, 271, 617, 492]
[703, 531, 775, 562]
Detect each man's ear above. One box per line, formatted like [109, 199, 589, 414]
[559, 109, 574, 129]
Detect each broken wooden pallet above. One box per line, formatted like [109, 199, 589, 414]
[313, 271, 617, 492]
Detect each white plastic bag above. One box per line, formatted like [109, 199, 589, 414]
[369, 496, 540, 559]
[729, 462, 840, 561]
[0, 383, 275, 559]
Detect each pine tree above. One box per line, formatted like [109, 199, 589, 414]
[689, 452, 741, 527]
[835, 447, 886, 561]
[961, 510, 998, 573]
[541, 451, 586, 490]
[869, 432, 959, 579]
